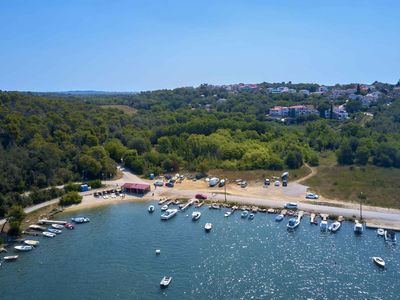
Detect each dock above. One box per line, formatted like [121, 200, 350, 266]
[195, 201, 204, 208]
[310, 213, 316, 224]
[366, 222, 400, 232]
[297, 211, 304, 222]
[158, 198, 169, 205]
[38, 219, 67, 225]
[22, 230, 41, 237]
[180, 199, 196, 211]
[338, 216, 344, 222]
[320, 214, 329, 221]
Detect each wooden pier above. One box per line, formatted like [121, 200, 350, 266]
[180, 199, 196, 211]
[195, 201, 204, 208]
[366, 222, 400, 231]
[310, 213, 316, 224]
[320, 214, 329, 221]
[296, 211, 304, 222]
[38, 219, 67, 225]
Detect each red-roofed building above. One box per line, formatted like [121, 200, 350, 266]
[122, 183, 151, 195]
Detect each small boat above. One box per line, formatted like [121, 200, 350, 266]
[64, 223, 75, 229]
[148, 205, 155, 213]
[320, 220, 328, 232]
[71, 217, 90, 223]
[241, 211, 249, 218]
[161, 205, 169, 211]
[204, 223, 213, 231]
[354, 222, 363, 234]
[160, 276, 172, 288]
[155, 249, 161, 255]
[275, 214, 284, 222]
[192, 211, 201, 221]
[42, 231, 56, 238]
[372, 257, 385, 268]
[3, 255, 18, 261]
[51, 224, 64, 229]
[377, 228, 385, 236]
[47, 228, 62, 234]
[249, 213, 255, 220]
[14, 245, 33, 252]
[328, 221, 341, 233]
[267, 208, 275, 214]
[224, 211, 232, 217]
[210, 203, 221, 209]
[287, 218, 300, 230]
[161, 209, 178, 220]
[24, 240, 40, 246]
[384, 230, 397, 243]
[29, 225, 46, 231]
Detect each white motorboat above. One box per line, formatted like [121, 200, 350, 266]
[29, 224, 46, 231]
[328, 221, 341, 233]
[320, 220, 328, 232]
[192, 211, 201, 221]
[287, 218, 300, 230]
[224, 211, 232, 217]
[148, 205, 155, 213]
[249, 213, 255, 220]
[354, 222, 363, 234]
[210, 203, 221, 209]
[48, 228, 62, 234]
[372, 257, 385, 268]
[71, 217, 90, 223]
[155, 249, 161, 255]
[14, 245, 33, 252]
[161, 209, 178, 220]
[160, 276, 172, 288]
[377, 228, 385, 236]
[3, 255, 18, 261]
[42, 231, 56, 238]
[161, 205, 169, 211]
[384, 230, 397, 243]
[241, 210, 249, 218]
[205, 223, 213, 231]
[51, 224, 64, 229]
[24, 240, 40, 246]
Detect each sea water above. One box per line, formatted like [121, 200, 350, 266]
[1, 201, 399, 300]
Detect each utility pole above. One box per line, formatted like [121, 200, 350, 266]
[359, 192, 363, 221]
[224, 178, 227, 202]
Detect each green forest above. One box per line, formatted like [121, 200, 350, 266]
[1, 84, 400, 217]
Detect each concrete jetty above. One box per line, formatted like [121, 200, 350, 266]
[310, 213, 316, 223]
[297, 211, 304, 222]
[180, 199, 196, 211]
[320, 214, 329, 221]
[281, 209, 287, 216]
[38, 219, 66, 225]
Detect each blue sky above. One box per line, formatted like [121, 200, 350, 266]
[0, 0, 399, 91]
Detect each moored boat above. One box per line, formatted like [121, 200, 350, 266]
[329, 221, 341, 233]
[210, 203, 221, 209]
[29, 225, 46, 231]
[384, 230, 397, 243]
[249, 213, 255, 220]
[24, 240, 40, 246]
[3, 255, 18, 261]
[14, 245, 33, 252]
[148, 205, 155, 213]
[42, 231, 56, 238]
[377, 228, 385, 236]
[160, 276, 172, 288]
[354, 222, 363, 234]
[320, 220, 328, 232]
[287, 218, 300, 230]
[161, 209, 178, 220]
[51, 224, 64, 229]
[47, 228, 62, 234]
[192, 211, 201, 221]
[161, 205, 169, 211]
[71, 217, 90, 223]
[224, 211, 232, 217]
[275, 214, 284, 222]
[204, 223, 213, 231]
[64, 223, 75, 229]
[241, 210, 249, 218]
[372, 256, 385, 268]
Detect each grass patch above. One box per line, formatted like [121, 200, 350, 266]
[304, 152, 400, 209]
[208, 165, 311, 182]
[101, 105, 138, 115]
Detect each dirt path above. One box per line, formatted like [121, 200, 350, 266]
[295, 164, 317, 184]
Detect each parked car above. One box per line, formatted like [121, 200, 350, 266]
[282, 180, 287, 187]
[306, 192, 319, 199]
[195, 193, 207, 200]
[195, 173, 206, 180]
[154, 181, 164, 187]
[274, 180, 280, 186]
[284, 202, 298, 209]
[166, 181, 174, 188]
[218, 179, 226, 187]
[264, 178, 270, 186]
[240, 181, 247, 188]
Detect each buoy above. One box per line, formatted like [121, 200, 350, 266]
[156, 249, 161, 255]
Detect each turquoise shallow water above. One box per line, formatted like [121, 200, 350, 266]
[1, 201, 399, 300]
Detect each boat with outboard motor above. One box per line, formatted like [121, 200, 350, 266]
[320, 220, 328, 232]
[51, 224, 64, 229]
[47, 228, 62, 234]
[328, 221, 341, 233]
[161, 209, 178, 220]
[384, 230, 397, 243]
[160, 276, 172, 288]
[241, 210, 249, 218]
[24, 240, 40, 246]
[192, 211, 201, 221]
[372, 257, 385, 268]
[71, 217, 90, 224]
[148, 205, 155, 213]
[42, 231, 56, 238]
[275, 214, 284, 222]
[204, 223, 213, 232]
[14, 245, 33, 252]
[224, 211, 232, 217]
[287, 218, 300, 230]
[354, 222, 363, 234]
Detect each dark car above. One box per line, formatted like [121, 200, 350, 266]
[195, 193, 207, 200]
[166, 181, 174, 188]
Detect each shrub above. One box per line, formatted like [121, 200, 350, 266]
[64, 182, 81, 192]
[59, 192, 83, 206]
[87, 179, 103, 189]
[8, 221, 22, 236]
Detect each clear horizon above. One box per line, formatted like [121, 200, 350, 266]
[1, 0, 399, 92]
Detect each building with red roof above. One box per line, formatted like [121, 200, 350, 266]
[121, 183, 151, 195]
